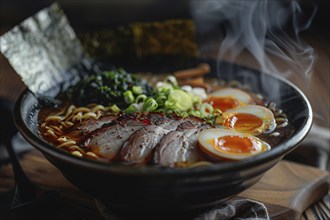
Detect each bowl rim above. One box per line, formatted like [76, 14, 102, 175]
[14, 63, 313, 176]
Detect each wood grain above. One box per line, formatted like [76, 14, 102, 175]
[240, 161, 329, 220]
[0, 150, 329, 220]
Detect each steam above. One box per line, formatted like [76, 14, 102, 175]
[190, 0, 317, 101]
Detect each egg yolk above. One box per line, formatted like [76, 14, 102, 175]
[223, 113, 263, 133]
[205, 96, 239, 112]
[212, 135, 261, 154]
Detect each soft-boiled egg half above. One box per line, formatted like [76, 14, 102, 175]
[205, 88, 253, 112]
[218, 105, 276, 135]
[197, 129, 271, 160]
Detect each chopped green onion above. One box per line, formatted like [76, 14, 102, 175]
[143, 98, 158, 112]
[124, 103, 143, 113]
[181, 85, 192, 92]
[124, 105, 136, 113]
[177, 111, 189, 117]
[157, 86, 172, 93]
[155, 95, 167, 106]
[110, 104, 121, 113]
[132, 86, 143, 95]
[165, 75, 178, 87]
[135, 94, 147, 103]
[200, 103, 214, 116]
[188, 110, 202, 118]
[124, 90, 135, 104]
[165, 90, 193, 112]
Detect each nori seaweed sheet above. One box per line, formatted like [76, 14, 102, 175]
[0, 3, 199, 97]
[0, 3, 90, 97]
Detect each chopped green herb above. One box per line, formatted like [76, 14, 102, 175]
[66, 68, 220, 123]
[66, 68, 152, 108]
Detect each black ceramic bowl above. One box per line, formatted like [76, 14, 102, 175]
[14, 60, 312, 219]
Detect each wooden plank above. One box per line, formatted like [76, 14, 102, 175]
[0, 150, 328, 220]
[240, 161, 329, 219]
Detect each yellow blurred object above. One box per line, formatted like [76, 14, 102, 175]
[81, 19, 198, 59]
[132, 20, 198, 57]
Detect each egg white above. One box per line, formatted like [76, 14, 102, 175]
[222, 105, 276, 135]
[209, 88, 253, 106]
[197, 128, 271, 160]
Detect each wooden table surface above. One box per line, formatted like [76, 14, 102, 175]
[0, 26, 329, 220]
[0, 149, 328, 220]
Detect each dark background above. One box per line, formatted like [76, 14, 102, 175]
[0, 0, 329, 34]
[0, 0, 329, 127]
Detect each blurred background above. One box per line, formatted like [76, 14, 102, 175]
[0, 0, 330, 127]
[0, 0, 329, 31]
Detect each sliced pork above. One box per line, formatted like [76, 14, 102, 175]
[80, 118, 146, 160]
[119, 116, 207, 164]
[120, 125, 169, 164]
[71, 113, 211, 165]
[64, 115, 117, 140]
[154, 124, 211, 167]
